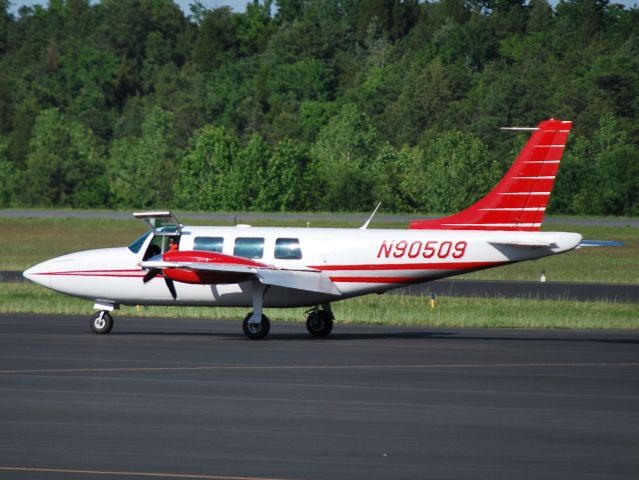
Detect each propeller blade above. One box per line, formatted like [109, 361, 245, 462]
[165, 277, 177, 300]
[143, 269, 161, 283]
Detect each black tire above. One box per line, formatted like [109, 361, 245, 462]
[242, 312, 270, 340]
[90, 311, 113, 334]
[306, 310, 333, 338]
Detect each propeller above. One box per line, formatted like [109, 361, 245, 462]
[164, 276, 177, 300]
[143, 269, 161, 283]
[142, 268, 177, 300]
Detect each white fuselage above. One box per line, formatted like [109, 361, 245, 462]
[24, 226, 582, 308]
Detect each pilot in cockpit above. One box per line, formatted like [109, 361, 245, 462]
[168, 237, 179, 252]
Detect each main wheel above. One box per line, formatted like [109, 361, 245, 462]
[90, 311, 113, 334]
[242, 312, 270, 340]
[306, 310, 333, 338]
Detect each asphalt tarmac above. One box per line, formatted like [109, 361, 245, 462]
[1, 314, 638, 480]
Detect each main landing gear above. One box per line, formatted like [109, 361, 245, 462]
[305, 304, 334, 338]
[241, 305, 334, 340]
[242, 312, 271, 339]
[241, 281, 334, 340]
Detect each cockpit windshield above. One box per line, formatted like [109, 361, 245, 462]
[128, 231, 152, 253]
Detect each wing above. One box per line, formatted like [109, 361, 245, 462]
[140, 253, 341, 296]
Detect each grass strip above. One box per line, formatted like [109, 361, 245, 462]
[2, 283, 637, 330]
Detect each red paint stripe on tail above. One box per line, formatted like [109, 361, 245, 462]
[409, 119, 572, 232]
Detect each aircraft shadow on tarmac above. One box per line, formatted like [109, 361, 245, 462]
[109, 330, 452, 341]
[108, 329, 639, 344]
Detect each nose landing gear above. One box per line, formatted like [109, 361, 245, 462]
[90, 311, 114, 334]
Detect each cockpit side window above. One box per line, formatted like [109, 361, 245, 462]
[142, 235, 179, 260]
[128, 232, 151, 253]
[143, 236, 163, 260]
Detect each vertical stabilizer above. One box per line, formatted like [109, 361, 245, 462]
[409, 119, 572, 231]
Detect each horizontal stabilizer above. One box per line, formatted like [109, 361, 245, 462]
[578, 240, 625, 247]
[489, 238, 557, 248]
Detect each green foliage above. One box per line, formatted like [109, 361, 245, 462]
[15, 108, 107, 207]
[258, 137, 305, 211]
[174, 125, 238, 210]
[108, 107, 176, 208]
[310, 104, 380, 211]
[0, 0, 637, 215]
[551, 113, 639, 216]
[229, 133, 269, 210]
[387, 58, 453, 145]
[0, 139, 10, 207]
[401, 130, 499, 213]
[192, 7, 237, 71]
[370, 142, 409, 212]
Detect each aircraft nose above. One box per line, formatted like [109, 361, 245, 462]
[23, 261, 52, 287]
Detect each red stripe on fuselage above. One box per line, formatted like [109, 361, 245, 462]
[33, 269, 145, 278]
[312, 261, 503, 271]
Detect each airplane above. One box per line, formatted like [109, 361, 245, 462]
[24, 118, 582, 339]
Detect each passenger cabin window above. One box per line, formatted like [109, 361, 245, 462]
[275, 238, 302, 260]
[234, 237, 264, 259]
[194, 237, 224, 253]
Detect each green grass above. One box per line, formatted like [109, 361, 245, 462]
[1, 283, 637, 330]
[459, 224, 639, 284]
[2, 216, 637, 284]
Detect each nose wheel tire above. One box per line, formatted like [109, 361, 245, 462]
[242, 312, 270, 340]
[306, 310, 333, 338]
[90, 311, 113, 334]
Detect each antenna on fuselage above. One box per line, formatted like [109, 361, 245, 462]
[360, 202, 382, 230]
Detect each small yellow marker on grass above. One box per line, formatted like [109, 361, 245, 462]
[430, 293, 436, 309]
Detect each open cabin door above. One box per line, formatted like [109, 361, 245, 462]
[134, 211, 183, 259]
[133, 211, 182, 236]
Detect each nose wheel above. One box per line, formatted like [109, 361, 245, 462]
[90, 311, 114, 334]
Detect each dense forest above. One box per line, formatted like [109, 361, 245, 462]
[0, 0, 637, 215]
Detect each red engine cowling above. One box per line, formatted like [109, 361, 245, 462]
[160, 251, 266, 285]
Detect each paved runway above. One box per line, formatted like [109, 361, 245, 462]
[1, 314, 638, 480]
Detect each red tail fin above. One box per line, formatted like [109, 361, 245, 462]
[409, 119, 572, 231]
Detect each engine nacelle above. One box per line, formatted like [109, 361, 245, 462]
[160, 250, 266, 285]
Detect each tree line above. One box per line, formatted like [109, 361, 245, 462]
[0, 0, 637, 215]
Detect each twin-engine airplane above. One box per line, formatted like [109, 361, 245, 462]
[24, 119, 582, 339]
